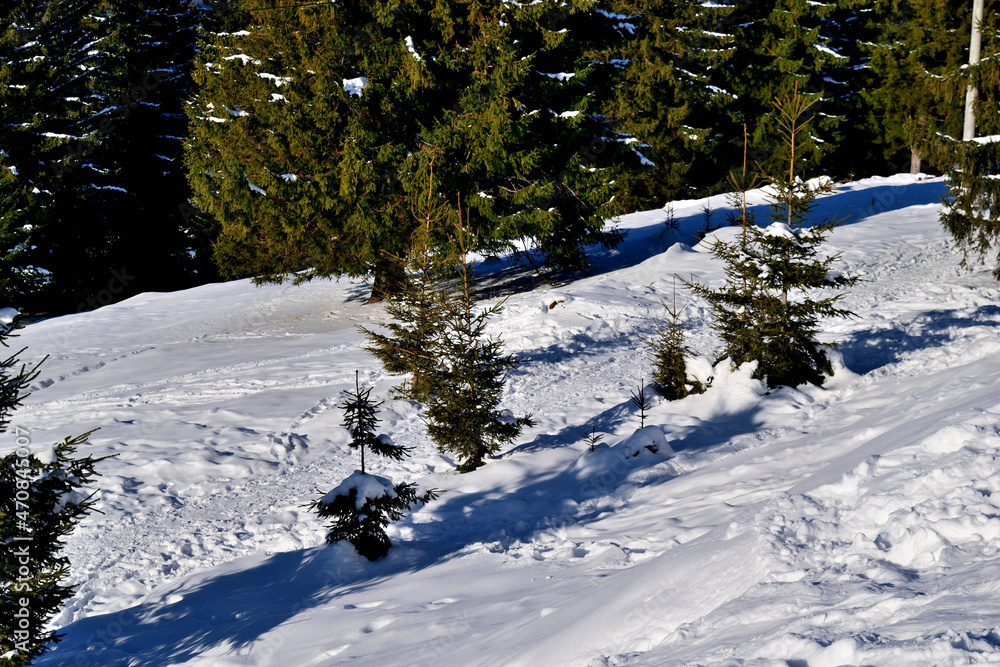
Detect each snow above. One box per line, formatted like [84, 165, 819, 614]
[632, 147, 656, 167]
[971, 135, 1000, 145]
[9, 173, 1000, 665]
[539, 71, 575, 81]
[0, 307, 19, 324]
[404, 36, 421, 62]
[342, 76, 367, 97]
[257, 73, 291, 87]
[320, 470, 397, 509]
[246, 178, 266, 196]
[763, 221, 800, 241]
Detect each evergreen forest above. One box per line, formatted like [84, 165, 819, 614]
[1, 0, 998, 313]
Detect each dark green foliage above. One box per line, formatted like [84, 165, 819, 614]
[649, 284, 705, 401]
[423, 214, 535, 473]
[361, 267, 442, 402]
[340, 371, 412, 473]
[310, 371, 431, 560]
[418, 2, 630, 274]
[0, 1, 211, 314]
[941, 139, 1000, 279]
[864, 0, 972, 173]
[691, 88, 858, 388]
[188, 2, 422, 295]
[1, 433, 107, 665]
[362, 192, 447, 402]
[603, 0, 729, 206]
[744, 220, 856, 387]
[0, 314, 107, 665]
[308, 473, 435, 561]
[188, 1, 628, 298]
[0, 316, 41, 435]
[715, 0, 843, 177]
[0, 1, 92, 308]
[940, 6, 1000, 276]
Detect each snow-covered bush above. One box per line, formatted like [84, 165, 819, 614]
[309, 372, 436, 560]
[310, 471, 431, 561]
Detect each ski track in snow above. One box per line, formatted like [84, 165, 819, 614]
[11, 175, 1000, 665]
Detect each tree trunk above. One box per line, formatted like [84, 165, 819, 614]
[964, 0, 985, 141]
[368, 256, 407, 304]
[910, 148, 921, 174]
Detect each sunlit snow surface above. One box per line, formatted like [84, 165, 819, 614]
[10, 174, 1000, 665]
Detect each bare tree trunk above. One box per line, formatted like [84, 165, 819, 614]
[964, 0, 986, 141]
[910, 148, 922, 174]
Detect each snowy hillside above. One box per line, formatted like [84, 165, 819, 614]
[10, 174, 1000, 666]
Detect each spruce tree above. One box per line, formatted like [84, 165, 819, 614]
[941, 137, 1000, 277]
[649, 280, 704, 400]
[692, 87, 858, 388]
[0, 1, 93, 309]
[361, 166, 447, 402]
[0, 313, 108, 664]
[818, 1, 887, 178]
[941, 5, 1000, 277]
[714, 0, 843, 177]
[188, 1, 423, 299]
[864, 0, 971, 174]
[1, 1, 210, 313]
[308, 372, 435, 561]
[424, 204, 535, 473]
[601, 0, 729, 207]
[187, 0, 629, 300]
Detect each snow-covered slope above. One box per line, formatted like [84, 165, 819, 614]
[10, 174, 1000, 665]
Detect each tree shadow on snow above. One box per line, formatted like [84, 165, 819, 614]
[413, 384, 770, 549]
[838, 305, 1000, 375]
[37, 543, 432, 667]
[41, 384, 772, 666]
[462, 180, 948, 302]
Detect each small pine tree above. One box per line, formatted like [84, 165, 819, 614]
[629, 380, 652, 428]
[695, 199, 721, 242]
[649, 279, 705, 400]
[424, 200, 535, 473]
[583, 427, 604, 453]
[308, 372, 435, 561]
[310, 471, 432, 562]
[0, 313, 108, 665]
[691, 86, 858, 388]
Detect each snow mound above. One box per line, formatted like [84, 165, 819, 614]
[320, 470, 397, 509]
[617, 425, 674, 458]
[0, 307, 19, 324]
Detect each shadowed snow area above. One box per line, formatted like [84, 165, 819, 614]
[9, 175, 1000, 666]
